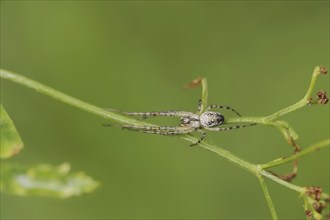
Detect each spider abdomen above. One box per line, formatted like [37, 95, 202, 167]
[200, 111, 225, 127]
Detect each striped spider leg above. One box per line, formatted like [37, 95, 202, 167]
[124, 110, 196, 119]
[120, 111, 206, 146]
[120, 110, 200, 146]
[122, 124, 195, 136]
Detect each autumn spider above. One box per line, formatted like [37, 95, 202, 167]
[103, 78, 256, 146]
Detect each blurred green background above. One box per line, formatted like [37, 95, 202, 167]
[1, 1, 329, 219]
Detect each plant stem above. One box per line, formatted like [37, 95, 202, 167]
[184, 135, 257, 174]
[258, 175, 278, 220]
[225, 67, 324, 145]
[260, 170, 304, 193]
[261, 139, 330, 169]
[265, 66, 321, 121]
[201, 77, 208, 113]
[0, 70, 143, 126]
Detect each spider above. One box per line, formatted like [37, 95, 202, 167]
[104, 99, 256, 146]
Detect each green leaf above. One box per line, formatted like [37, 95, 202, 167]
[0, 163, 100, 198]
[0, 104, 23, 158]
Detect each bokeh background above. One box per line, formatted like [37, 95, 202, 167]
[1, 1, 329, 219]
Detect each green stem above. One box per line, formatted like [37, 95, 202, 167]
[260, 170, 304, 193]
[201, 77, 208, 113]
[261, 139, 330, 169]
[0, 70, 142, 126]
[258, 175, 278, 220]
[225, 66, 324, 144]
[265, 66, 321, 121]
[184, 135, 257, 174]
[226, 67, 322, 124]
[226, 116, 265, 124]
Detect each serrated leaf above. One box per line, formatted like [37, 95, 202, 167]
[0, 104, 23, 158]
[0, 163, 100, 198]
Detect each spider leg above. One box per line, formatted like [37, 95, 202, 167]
[207, 105, 242, 117]
[122, 125, 194, 135]
[123, 125, 178, 131]
[205, 123, 257, 131]
[124, 111, 195, 119]
[190, 130, 206, 147]
[197, 99, 202, 113]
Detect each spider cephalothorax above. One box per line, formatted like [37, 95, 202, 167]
[180, 114, 199, 127]
[104, 99, 256, 146]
